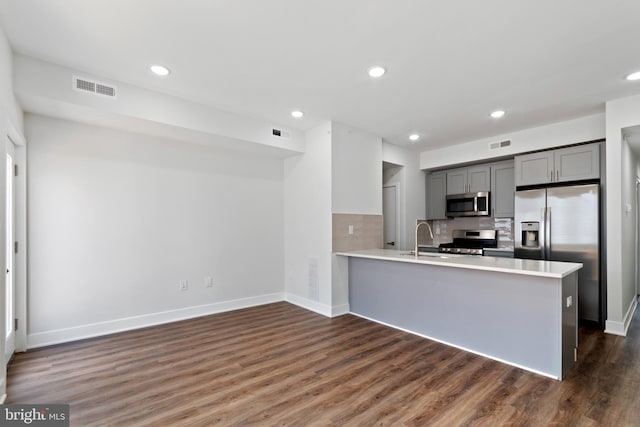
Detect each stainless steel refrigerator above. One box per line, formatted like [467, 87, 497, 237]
[514, 184, 600, 324]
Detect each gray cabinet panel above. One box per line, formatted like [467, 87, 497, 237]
[446, 168, 467, 195]
[515, 143, 600, 187]
[491, 160, 515, 218]
[446, 166, 490, 194]
[426, 171, 447, 220]
[468, 166, 491, 193]
[555, 145, 600, 182]
[515, 152, 553, 186]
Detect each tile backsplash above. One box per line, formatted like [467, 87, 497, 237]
[418, 217, 514, 249]
[333, 213, 383, 252]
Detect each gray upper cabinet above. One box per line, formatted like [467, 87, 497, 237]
[515, 143, 600, 187]
[554, 144, 600, 183]
[514, 151, 554, 186]
[426, 171, 447, 220]
[446, 168, 467, 195]
[446, 166, 490, 195]
[468, 166, 491, 193]
[491, 160, 515, 218]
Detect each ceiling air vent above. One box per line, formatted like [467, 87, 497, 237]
[73, 76, 117, 99]
[489, 140, 511, 150]
[272, 128, 291, 139]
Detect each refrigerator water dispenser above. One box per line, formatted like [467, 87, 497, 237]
[520, 221, 539, 248]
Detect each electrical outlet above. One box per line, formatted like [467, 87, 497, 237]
[348, 225, 354, 235]
[205, 276, 213, 288]
[179, 280, 188, 291]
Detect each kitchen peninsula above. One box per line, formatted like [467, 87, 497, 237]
[335, 249, 582, 380]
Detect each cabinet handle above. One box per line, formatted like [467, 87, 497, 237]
[556, 170, 559, 181]
[550, 170, 553, 182]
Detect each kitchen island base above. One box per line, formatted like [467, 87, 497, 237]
[347, 256, 578, 380]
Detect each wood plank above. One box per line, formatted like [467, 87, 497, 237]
[7, 301, 640, 426]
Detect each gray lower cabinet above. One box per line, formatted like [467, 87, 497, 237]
[515, 143, 600, 187]
[426, 171, 446, 220]
[491, 160, 515, 218]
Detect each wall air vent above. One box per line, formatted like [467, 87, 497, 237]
[73, 76, 117, 99]
[271, 128, 291, 139]
[489, 140, 511, 150]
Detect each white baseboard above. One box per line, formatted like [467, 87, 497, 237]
[285, 293, 333, 317]
[331, 303, 350, 317]
[605, 296, 638, 336]
[284, 293, 349, 318]
[27, 293, 285, 349]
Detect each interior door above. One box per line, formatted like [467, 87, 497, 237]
[383, 186, 397, 249]
[5, 139, 15, 362]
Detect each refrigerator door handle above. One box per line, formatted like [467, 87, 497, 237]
[545, 207, 551, 259]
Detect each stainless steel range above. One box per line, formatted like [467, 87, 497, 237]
[439, 229, 498, 255]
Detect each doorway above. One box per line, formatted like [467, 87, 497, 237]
[383, 185, 398, 249]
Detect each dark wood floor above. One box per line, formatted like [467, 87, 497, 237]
[7, 302, 640, 426]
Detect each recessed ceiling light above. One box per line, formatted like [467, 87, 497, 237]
[368, 66, 386, 78]
[409, 134, 420, 141]
[490, 110, 506, 119]
[626, 71, 640, 81]
[291, 110, 304, 118]
[150, 65, 170, 76]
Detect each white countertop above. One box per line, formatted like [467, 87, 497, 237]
[335, 249, 582, 278]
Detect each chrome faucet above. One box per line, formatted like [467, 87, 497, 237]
[415, 221, 434, 258]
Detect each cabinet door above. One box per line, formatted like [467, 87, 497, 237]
[555, 144, 600, 182]
[426, 172, 447, 220]
[446, 168, 467, 195]
[491, 160, 515, 217]
[468, 165, 491, 192]
[514, 151, 554, 186]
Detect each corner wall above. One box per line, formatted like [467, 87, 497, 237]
[284, 121, 383, 316]
[284, 122, 333, 314]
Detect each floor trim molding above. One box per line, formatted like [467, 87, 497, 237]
[27, 293, 285, 349]
[605, 296, 638, 336]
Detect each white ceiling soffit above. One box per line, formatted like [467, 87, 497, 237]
[13, 55, 305, 158]
[1, 1, 640, 150]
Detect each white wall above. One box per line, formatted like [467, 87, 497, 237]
[383, 143, 426, 251]
[331, 122, 382, 214]
[605, 93, 640, 335]
[283, 122, 333, 313]
[26, 114, 284, 347]
[420, 114, 605, 170]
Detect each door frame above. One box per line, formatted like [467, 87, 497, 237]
[6, 123, 26, 353]
[5, 137, 16, 362]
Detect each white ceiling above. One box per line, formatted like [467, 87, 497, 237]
[1, 0, 640, 150]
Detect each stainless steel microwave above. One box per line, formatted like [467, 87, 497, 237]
[446, 192, 490, 217]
